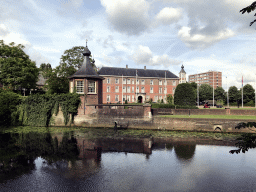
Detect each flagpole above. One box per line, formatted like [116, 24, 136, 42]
[136, 70, 137, 103]
[122, 74, 123, 105]
[197, 75, 199, 108]
[165, 71, 166, 103]
[213, 71, 214, 107]
[227, 76, 229, 108]
[242, 76, 243, 108]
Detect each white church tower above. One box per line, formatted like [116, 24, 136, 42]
[179, 64, 186, 84]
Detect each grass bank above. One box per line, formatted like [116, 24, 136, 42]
[158, 115, 256, 120]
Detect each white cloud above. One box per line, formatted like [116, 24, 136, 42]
[33, 46, 61, 53]
[178, 26, 235, 49]
[155, 7, 182, 26]
[100, 0, 150, 35]
[132, 45, 182, 67]
[0, 24, 31, 47]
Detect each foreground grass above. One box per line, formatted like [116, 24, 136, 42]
[0, 126, 244, 140]
[158, 115, 256, 120]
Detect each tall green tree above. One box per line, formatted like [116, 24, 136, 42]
[228, 86, 240, 103]
[40, 63, 52, 79]
[199, 84, 213, 102]
[56, 46, 96, 77]
[0, 40, 39, 89]
[242, 84, 255, 104]
[190, 82, 197, 102]
[45, 72, 69, 94]
[214, 87, 225, 101]
[166, 94, 173, 104]
[174, 83, 195, 106]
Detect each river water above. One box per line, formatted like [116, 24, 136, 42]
[0, 130, 256, 192]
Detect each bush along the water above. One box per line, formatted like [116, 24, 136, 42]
[0, 90, 22, 126]
[18, 93, 81, 127]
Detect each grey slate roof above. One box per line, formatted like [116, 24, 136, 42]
[69, 46, 104, 79]
[179, 64, 186, 74]
[98, 67, 179, 78]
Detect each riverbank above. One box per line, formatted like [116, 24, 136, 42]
[158, 115, 256, 120]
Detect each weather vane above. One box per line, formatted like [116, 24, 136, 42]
[86, 39, 88, 47]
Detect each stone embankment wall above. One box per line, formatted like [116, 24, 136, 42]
[52, 105, 256, 133]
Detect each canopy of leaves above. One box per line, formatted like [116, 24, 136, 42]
[214, 87, 225, 101]
[174, 83, 196, 106]
[199, 84, 213, 102]
[40, 63, 52, 79]
[0, 40, 39, 89]
[228, 86, 240, 103]
[240, 1, 256, 26]
[45, 73, 69, 94]
[166, 94, 173, 104]
[242, 84, 255, 104]
[56, 46, 96, 78]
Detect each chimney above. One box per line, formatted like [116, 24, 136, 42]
[126, 65, 128, 69]
[144, 66, 146, 70]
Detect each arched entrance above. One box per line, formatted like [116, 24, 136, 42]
[138, 96, 143, 103]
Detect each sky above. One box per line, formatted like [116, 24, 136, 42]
[1, 0, 256, 90]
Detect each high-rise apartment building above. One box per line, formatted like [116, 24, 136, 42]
[188, 71, 222, 89]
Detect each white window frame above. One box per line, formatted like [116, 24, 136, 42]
[127, 95, 130, 102]
[127, 86, 131, 93]
[136, 86, 139, 93]
[141, 87, 145, 93]
[132, 79, 134, 84]
[76, 80, 84, 94]
[107, 86, 110, 93]
[159, 87, 162, 94]
[123, 86, 126, 93]
[150, 80, 153, 85]
[115, 78, 119, 84]
[88, 80, 96, 94]
[115, 95, 119, 102]
[123, 78, 126, 84]
[159, 80, 162, 85]
[115, 86, 119, 93]
[150, 87, 153, 93]
[132, 87, 134, 93]
[107, 78, 110, 84]
[141, 79, 145, 85]
[107, 95, 110, 102]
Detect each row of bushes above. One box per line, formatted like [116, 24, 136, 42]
[151, 103, 198, 109]
[0, 90, 81, 127]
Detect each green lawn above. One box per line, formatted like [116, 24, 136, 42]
[158, 115, 256, 120]
[199, 107, 256, 110]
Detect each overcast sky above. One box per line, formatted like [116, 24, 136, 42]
[1, 0, 256, 90]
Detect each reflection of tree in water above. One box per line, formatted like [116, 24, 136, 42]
[0, 131, 79, 182]
[174, 143, 196, 162]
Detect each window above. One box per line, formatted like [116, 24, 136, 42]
[107, 86, 110, 93]
[164, 80, 167, 85]
[136, 86, 139, 93]
[141, 79, 145, 85]
[136, 79, 139, 85]
[159, 96, 162, 101]
[159, 80, 162, 85]
[88, 80, 96, 93]
[150, 80, 153, 85]
[123, 86, 126, 93]
[159, 87, 162, 94]
[107, 95, 110, 102]
[150, 87, 153, 93]
[127, 79, 131, 84]
[173, 81, 176, 86]
[132, 79, 134, 84]
[115, 86, 119, 93]
[164, 88, 167, 94]
[132, 96, 134, 102]
[132, 87, 134, 93]
[154, 96, 158, 102]
[107, 78, 110, 84]
[123, 78, 126, 84]
[146, 96, 150, 101]
[127, 95, 130, 102]
[76, 80, 84, 94]
[141, 87, 145, 93]
[123, 95, 126, 101]
[115, 78, 119, 84]
[115, 95, 119, 101]
[127, 86, 130, 93]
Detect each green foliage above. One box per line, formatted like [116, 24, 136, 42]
[245, 100, 254, 107]
[166, 94, 173, 104]
[151, 103, 198, 109]
[56, 46, 97, 77]
[242, 84, 255, 104]
[0, 40, 39, 89]
[0, 90, 22, 126]
[125, 100, 128, 104]
[228, 86, 240, 103]
[19, 93, 81, 127]
[214, 87, 225, 101]
[45, 73, 69, 94]
[240, 1, 256, 26]
[174, 83, 196, 106]
[199, 84, 213, 102]
[39, 63, 52, 79]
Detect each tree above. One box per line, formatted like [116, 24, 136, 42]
[240, 1, 256, 26]
[228, 86, 240, 103]
[40, 63, 52, 79]
[174, 83, 195, 106]
[166, 94, 173, 104]
[0, 40, 39, 90]
[199, 84, 213, 102]
[214, 87, 225, 101]
[190, 82, 197, 102]
[56, 46, 97, 77]
[45, 72, 69, 94]
[242, 84, 255, 104]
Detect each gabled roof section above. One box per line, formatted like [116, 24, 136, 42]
[98, 67, 179, 78]
[68, 46, 104, 79]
